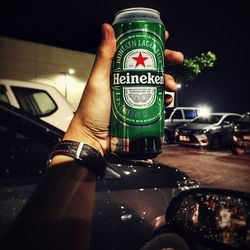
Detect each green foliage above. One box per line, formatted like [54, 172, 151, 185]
[183, 51, 217, 76]
[166, 51, 217, 83]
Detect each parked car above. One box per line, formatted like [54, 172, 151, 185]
[175, 113, 242, 149]
[0, 103, 200, 249]
[164, 107, 200, 143]
[229, 113, 250, 155]
[0, 79, 74, 131]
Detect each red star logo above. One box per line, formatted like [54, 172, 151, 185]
[132, 52, 148, 67]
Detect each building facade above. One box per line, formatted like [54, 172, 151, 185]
[0, 36, 95, 111]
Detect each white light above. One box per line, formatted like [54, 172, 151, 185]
[68, 68, 75, 75]
[198, 105, 211, 117]
[177, 83, 182, 89]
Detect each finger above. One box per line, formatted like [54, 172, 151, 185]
[164, 74, 177, 92]
[97, 23, 116, 60]
[164, 49, 184, 65]
[165, 94, 174, 107]
[165, 30, 169, 41]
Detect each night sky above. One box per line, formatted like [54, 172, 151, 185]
[1, 0, 249, 113]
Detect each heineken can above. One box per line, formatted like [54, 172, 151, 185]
[111, 7, 165, 158]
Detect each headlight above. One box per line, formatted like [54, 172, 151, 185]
[233, 125, 239, 132]
[175, 129, 180, 137]
[233, 136, 238, 142]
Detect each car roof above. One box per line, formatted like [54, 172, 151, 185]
[174, 106, 200, 110]
[209, 112, 242, 116]
[0, 78, 56, 90]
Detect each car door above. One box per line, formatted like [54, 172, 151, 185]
[168, 109, 184, 128]
[0, 105, 61, 241]
[90, 167, 120, 250]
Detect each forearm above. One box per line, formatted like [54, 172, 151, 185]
[3, 162, 96, 250]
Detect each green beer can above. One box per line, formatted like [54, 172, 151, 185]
[111, 7, 165, 158]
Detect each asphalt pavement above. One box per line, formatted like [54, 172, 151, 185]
[154, 145, 250, 193]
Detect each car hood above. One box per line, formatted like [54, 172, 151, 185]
[104, 154, 198, 191]
[179, 123, 215, 131]
[166, 122, 187, 129]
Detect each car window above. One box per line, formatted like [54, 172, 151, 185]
[184, 110, 199, 119]
[172, 110, 182, 119]
[32, 92, 57, 115]
[165, 108, 174, 119]
[224, 115, 241, 123]
[0, 85, 10, 104]
[11, 86, 57, 117]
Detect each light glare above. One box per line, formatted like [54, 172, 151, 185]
[198, 106, 211, 117]
[68, 68, 75, 75]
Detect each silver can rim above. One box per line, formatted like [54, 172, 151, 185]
[114, 7, 160, 17]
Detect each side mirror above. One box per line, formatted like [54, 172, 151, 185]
[222, 120, 231, 126]
[166, 188, 250, 249]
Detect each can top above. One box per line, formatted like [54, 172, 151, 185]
[113, 7, 163, 25]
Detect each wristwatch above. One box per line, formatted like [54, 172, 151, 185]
[47, 140, 106, 180]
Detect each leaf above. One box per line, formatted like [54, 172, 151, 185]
[166, 51, 217, 83]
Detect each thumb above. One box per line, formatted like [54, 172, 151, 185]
[87, 23, 116, 88]
[97, 23, 116, 60]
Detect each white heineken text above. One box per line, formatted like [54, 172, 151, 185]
[113, 72, 164, 85]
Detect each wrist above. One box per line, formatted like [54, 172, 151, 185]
[48, 155, 75, 168]
[63, 124, 104, 156]
[47, 140, 106, 180]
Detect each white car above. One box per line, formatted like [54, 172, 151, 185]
[164, 107, 201, 143]
[175, 113, 243, 149]
[0, 79, 74, 131]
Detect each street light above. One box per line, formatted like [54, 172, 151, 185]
[68, 68, 75, 75]
[177, 83, 182, 89]
[60, 68, 75, 99]
[176, 83, 182, 107]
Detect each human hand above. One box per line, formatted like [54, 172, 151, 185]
[63, 23, 184, 156]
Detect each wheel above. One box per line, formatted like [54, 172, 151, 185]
[209, 134, 222, 150]
[140, 233, 190, 250]
[165, 130, 171, 144]
[232, 146, 246, 155]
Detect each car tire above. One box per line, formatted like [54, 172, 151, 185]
[140, 233, 190, 250]
[165, 130, 170, 144]
[209, 134, 222, 150]
[232, 146, 246, 155]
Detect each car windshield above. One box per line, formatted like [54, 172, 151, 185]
[192, 115, 223, 124]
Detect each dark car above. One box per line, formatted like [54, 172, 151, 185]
[0, 103, 199, 250]
[175, 113, 242, 150]
[164, 107, 200, 143]
[229, 114, 250, 155]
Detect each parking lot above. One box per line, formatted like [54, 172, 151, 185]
[154, 145, 250, 193]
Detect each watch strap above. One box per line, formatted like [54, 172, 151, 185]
[47, 140, 106, 180]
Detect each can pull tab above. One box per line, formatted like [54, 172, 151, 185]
[121, 214, 132, 221]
